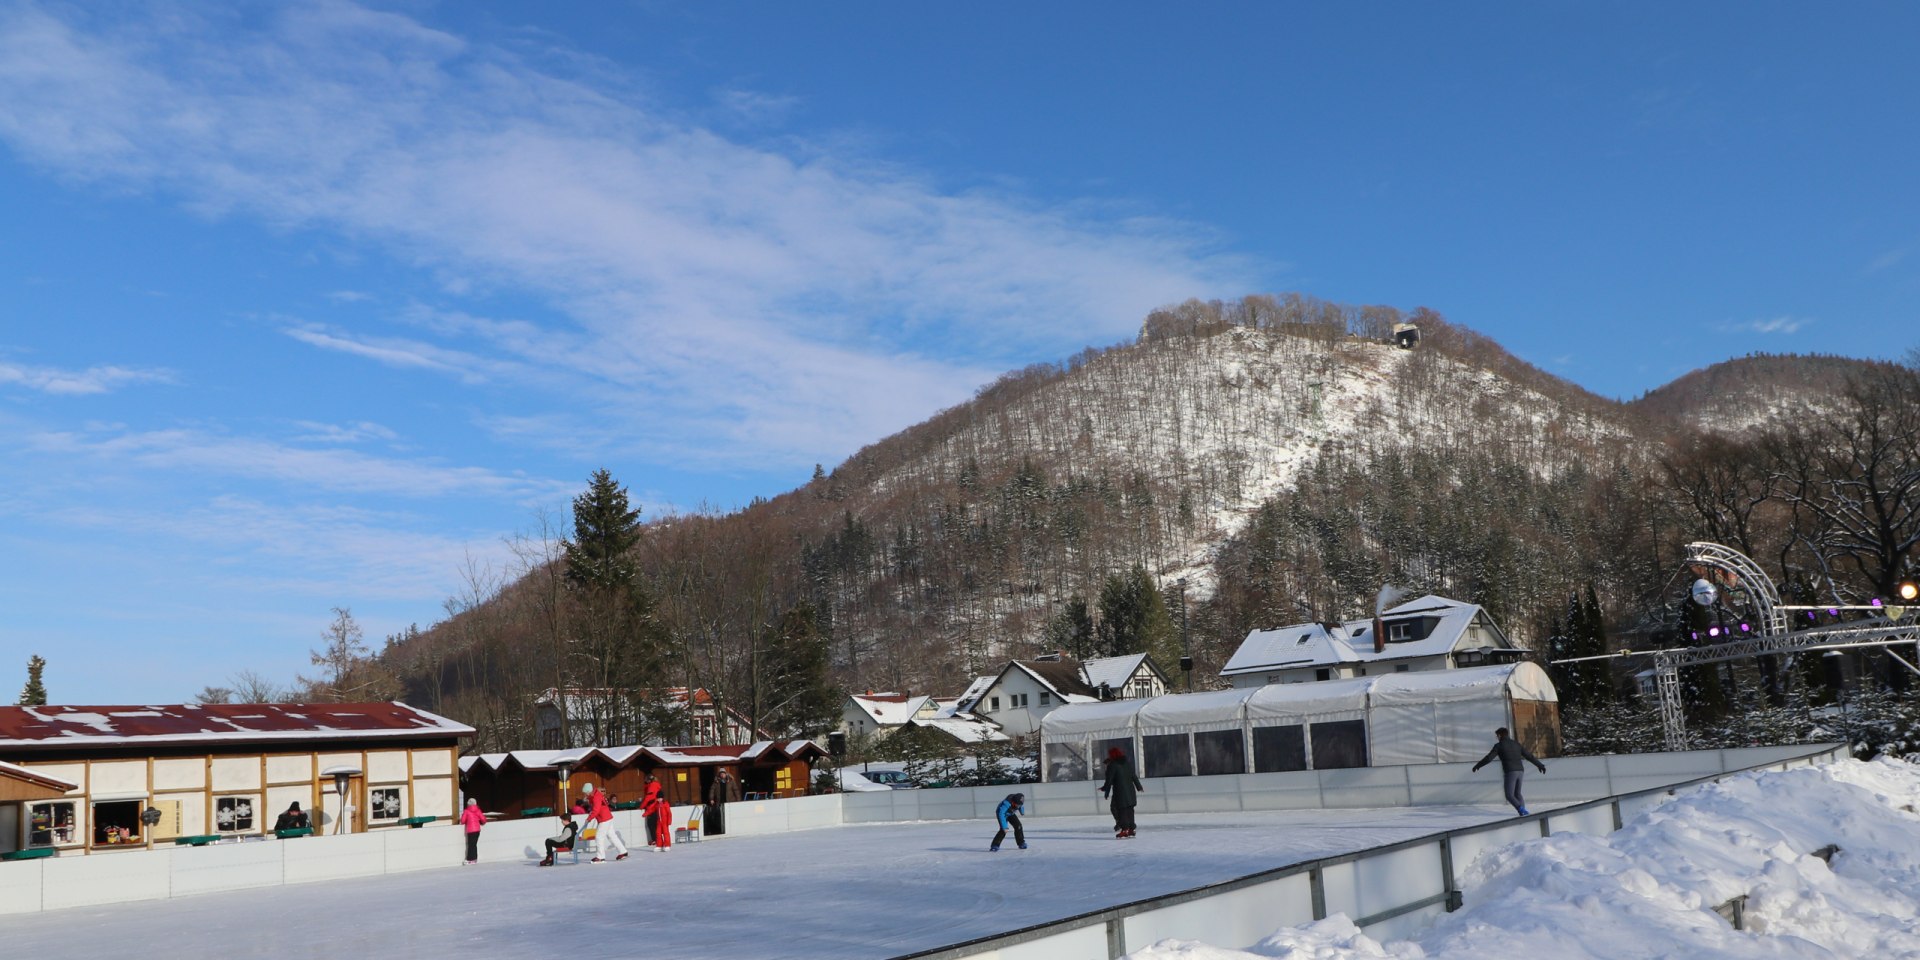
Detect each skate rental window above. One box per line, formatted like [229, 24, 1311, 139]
[215, 795, 257, 834]
[91, 799, 143, 847]
[369, 787, 403, 823]
[1250, 725, 1307, 773]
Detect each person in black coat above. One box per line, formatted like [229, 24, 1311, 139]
[1472, 727, 1547, 816]
[1100, 747, 1144, 838]
[539, 813, 580, 866]
[273, 802, 309, 832]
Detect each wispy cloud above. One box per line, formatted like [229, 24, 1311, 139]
[713, 86, 800, 124]
[0, 2, 1258, 466]
[1742, 316, 1810, 335]
[27, 425, 570, 500]
[0, 358, 173, 395]
[1863, 247, 1907, 276]
[290, 419, 399, 444]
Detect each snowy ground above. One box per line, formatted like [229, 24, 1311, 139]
[8, 804, 1511, 960]
[1130, 757, 1920, 959]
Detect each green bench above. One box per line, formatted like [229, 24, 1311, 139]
[1, 847, 55, 861]
[398, 815, 438, 828]
[275, 827, 314, 839]
[611, 800, 641, 811]
[173, 834, 221, 847]
[520, 807, 553, 817]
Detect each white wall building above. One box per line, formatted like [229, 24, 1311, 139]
[841, 693, 937, 739]
[973, 654, 1171, 738]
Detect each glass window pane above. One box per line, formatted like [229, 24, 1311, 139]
[1194, 729, 1246, 776]
[1044, 742, 1088, 782]
[1252, 725, 1307, 773]
[1143, 733, 1192, 778]
[1310, 719, 1369, 769]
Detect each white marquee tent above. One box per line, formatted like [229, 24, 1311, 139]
[1040, 662, 1558, 782]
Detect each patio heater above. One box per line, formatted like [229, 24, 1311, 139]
[320, 765, 361, 835]
[552, 755, 583, 814]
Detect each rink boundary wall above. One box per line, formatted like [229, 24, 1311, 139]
[0, 743, 1838, 919]
[885, 742, 1847, 960]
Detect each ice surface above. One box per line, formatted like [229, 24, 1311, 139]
[6, 805, 1507, 960]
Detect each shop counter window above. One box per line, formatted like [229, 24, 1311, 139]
[1142, 733, 1192, 778]
[1194, 729, 1246, 776]
[29, 801, 77, 847]
[92, 800, 143, 846]
[369, 787, 403, 823]
[215, 796, 257, 833]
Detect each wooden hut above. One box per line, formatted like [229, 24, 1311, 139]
[459, 740, 827, 817]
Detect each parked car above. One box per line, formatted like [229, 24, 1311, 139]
[862, 769, 917, 789]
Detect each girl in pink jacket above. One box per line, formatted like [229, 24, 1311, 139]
[460, 799, 487, 864]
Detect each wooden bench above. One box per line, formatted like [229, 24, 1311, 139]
[173, 834, 221, 847]
[274, 827, 314, 839]
[1, 847, 55, 861]
[398, 815, 439, 828]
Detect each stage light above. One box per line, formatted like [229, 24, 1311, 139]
[1898, 580, 1919, 603]
[1708, 627, 1720, 637]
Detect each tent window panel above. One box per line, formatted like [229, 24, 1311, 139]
[1142, 733, 1192, 778]
[1045, 742, 1089, 782]
[1310, 720, 1369, 769]
[1251, 725, 1307, 773]
[1096, 737, 1134, 770]
[1194, 730, 1246, 776]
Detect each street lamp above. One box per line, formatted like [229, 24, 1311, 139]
[1177, 578, 1193, 692]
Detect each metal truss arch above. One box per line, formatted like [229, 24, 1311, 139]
[1683, 542, 1789, 637]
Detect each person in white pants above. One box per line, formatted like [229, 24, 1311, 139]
[580, 782, 630, 862]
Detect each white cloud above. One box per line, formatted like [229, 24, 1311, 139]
[0, 2, 1259, 466]
[27, 424, 571, 500]
[290, 419, 399, 444]
[0, 358, 173, 395]
[1744, 316, 1810, 335]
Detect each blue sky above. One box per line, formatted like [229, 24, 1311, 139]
[1, 2, 1915, 704]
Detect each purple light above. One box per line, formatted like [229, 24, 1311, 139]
[1873, 598, 1884, 607]
[1741, 623, 1751, 632]
[1829, 608, 1839, 616]
[1808, 612, 1817, 620]
[1690, 631, 1699, 640]
[1708, 627, 1720, 637]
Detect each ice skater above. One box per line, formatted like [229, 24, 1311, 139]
[539, 812, 580, 866]
[459, 798, 487, 864]
[989, 792, 1026, 851]
[580, 782, 630, 861]
[1472, 727, 1546, 816]
[1100, 747, 1143, 838]
[645, 789, 673, 851]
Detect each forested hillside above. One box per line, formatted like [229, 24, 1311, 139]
[291, 294, 1915, 753]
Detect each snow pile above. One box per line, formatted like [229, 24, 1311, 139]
[1127, 757, 1920, 959]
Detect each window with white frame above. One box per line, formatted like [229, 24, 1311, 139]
[215, 796, 257, 833]
[369, 787, 403, 822]
[989, 696, 1000, 711]
[28, 800, 77, 847]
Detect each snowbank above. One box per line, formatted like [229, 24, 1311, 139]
[1127, 757, 1920, 959]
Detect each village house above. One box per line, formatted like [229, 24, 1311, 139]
[1219, 594, 1527, 688]
[839, 692, 938, 739]
[970, 653, 1173, 738]
[0, 702, 471, 857]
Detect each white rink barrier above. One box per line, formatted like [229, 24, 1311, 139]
[887, 742, 1847, 960]
[0, 744, 1839, 919]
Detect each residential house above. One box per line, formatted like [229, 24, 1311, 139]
[534, 687, 764, 750]
[972, 654, 1172, 738]
[1220, 595, 1527, 689]
[839, 693, 937, 739]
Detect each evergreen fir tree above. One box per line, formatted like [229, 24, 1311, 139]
[17, 655, 47, 706]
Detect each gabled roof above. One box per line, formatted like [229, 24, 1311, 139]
[0, 702, 473, 752]
[935, 676, 998, 718]
[0, 758, 78, 796]
[1220, 595, 1509, 677]
[845, 694, 932, 726]
[461, 740, 826, 774]
[1082, 653, 1168, 691]
[1003, 660, 1100, 702]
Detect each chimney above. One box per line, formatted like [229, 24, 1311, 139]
[1373, 615, 1386, 654]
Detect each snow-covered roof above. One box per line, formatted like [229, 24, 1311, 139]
[846, 694, 932, 726]
[835, 769, 892, 792]
[936, 676, 998, 718]
[0, 758, 78, 791]
[1083, 653, 1158, 691]
[0, 702, 473, 752]
[463, 740, 825, 774]
[1221, 595, 1508, 677]
[910, 716, 1011, 744]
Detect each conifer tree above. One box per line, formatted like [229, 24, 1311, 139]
[17, 654, 47, 706]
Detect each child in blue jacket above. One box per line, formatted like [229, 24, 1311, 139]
[990, 792, 1026, 851]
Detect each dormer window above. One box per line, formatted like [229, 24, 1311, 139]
[1387, 621, 1415, 643]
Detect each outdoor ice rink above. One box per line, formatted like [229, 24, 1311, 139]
[6, 804, 1517, 960]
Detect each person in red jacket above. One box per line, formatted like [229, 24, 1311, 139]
[459, 798, 487, 864]
[580, 782, 629, 862]
[645, 791, 673, 851]
[641, 774, 663, 846]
